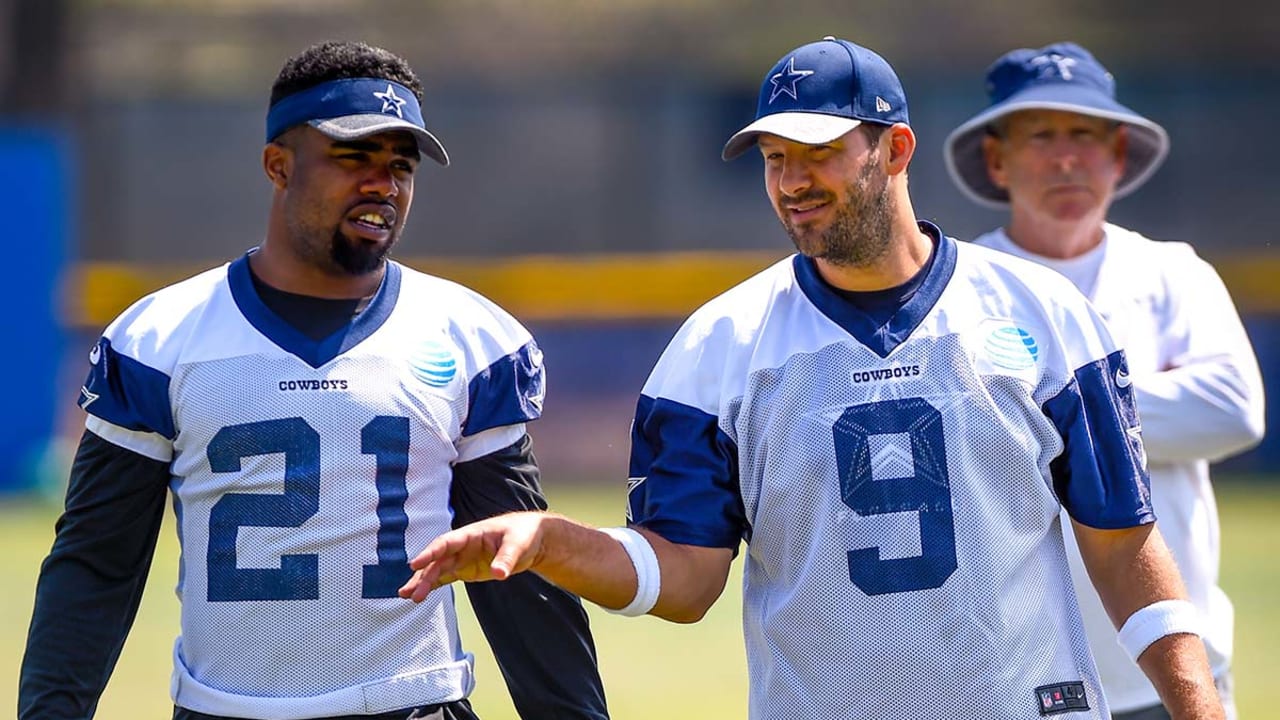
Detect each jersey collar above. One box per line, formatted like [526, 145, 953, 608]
[228, 252, 402, 368]
[792, 221, 957, 358]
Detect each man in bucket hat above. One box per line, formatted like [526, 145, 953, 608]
[401, 36, 1226, 719]
[945, 41, 1264, 720]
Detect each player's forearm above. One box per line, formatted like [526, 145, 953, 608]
[1070, 521, 1185, 627]
[1135, 633, 1225, 720]
[466, 575, 609, 720]
[1071, 521, 1224, 717]
[20, 431, 169, 719]
[534, 516, 732, 623]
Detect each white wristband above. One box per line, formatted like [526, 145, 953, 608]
[1117, 599, 1202, 662]
[599, 527, 661, 617]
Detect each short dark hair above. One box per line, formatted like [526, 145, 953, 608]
[269, 41, 424, 107]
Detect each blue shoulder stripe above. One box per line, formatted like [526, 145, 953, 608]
[1042, 349, 1154, 529]
[79, 337, 175, 439]
[462, 340, 544, 437]
[627, 394, 745, 549]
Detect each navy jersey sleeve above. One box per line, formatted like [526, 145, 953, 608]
[19, 430, 170, 720]
[449, 435, 609, 720]
[1043, 349, 1155, 529]
[626, 394, 746, 549]
[461, 340, 544, 438]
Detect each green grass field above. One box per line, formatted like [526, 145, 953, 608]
[4, 479, 1278, 719]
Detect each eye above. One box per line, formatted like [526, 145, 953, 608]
[392, 159, 416, 174]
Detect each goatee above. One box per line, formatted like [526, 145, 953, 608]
[331, 232, 392, 275]
[782, 159, 894, 268]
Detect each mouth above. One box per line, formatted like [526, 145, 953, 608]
[345, 203, 398, 240]
[1046, 182, 1090, 195]
[784, 197, 832, 224]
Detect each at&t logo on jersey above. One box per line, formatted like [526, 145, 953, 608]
[983, 324, 1039, 371]
[408, 339, 458, 388]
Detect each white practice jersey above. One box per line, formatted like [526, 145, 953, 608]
[626, 224, 1153, 720]
[78, 254, 545, 719]
[975, 225, 1266, 712]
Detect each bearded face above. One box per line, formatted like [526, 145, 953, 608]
[777, 150, 895, 269]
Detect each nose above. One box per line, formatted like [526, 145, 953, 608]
[1049, 137, 1080, 173]
[361, 163, 399, 199]
[776, 157, 812, 199]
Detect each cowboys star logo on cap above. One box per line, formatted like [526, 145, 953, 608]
[373, 83, 407, 118]
[1030, 53, 1078, 81]
[768, 57, 815, 103]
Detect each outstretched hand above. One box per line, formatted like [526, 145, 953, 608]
[399, 511, 548, 603]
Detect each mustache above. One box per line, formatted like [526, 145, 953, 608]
[778, 190, 835, 206]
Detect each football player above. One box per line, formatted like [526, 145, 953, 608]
[19, 41, 609, 720]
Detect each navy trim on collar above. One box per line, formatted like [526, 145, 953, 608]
[792, 221, 957, 358]
[228, 253, 402, 368]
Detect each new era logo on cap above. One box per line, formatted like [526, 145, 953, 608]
[722, 36, 909, 160]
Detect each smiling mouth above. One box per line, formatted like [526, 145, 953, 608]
[786, 201, 831, 223]
[345, 203, 398, 238]
[352, 213, 389, 230]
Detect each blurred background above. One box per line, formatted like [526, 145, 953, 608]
[2, 0, 1277, 718]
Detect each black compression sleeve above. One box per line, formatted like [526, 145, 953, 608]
[19, 430, 171, 720]
[450, 436, 610, 720]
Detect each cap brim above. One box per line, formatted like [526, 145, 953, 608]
[309, 114, 450, 166]
[943, 84, 1168, 208]
[722, 112, 863, 161]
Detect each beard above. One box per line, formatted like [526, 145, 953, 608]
[779, 157, 894, 268]
[329, 229, 393, 275]
[288, 212, 397, 277]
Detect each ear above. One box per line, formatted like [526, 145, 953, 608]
[883, 123, 915, 176]
[981, 134, 1008, 190]
[262, 142, 291, 189]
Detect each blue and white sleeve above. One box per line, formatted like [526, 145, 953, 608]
[80, 333, 176, 462]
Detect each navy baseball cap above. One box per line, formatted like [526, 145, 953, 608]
[266, 77, 449, 166]
[944, 42, 1168, 208]
[722, 36, 909, 161]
